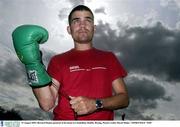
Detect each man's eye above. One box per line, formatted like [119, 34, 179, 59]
[71, 18, 93, 25]
[71, 19, 80, 24]
[86, 19, 92, 23]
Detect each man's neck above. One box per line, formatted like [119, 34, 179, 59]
[74, 42, 93, 51]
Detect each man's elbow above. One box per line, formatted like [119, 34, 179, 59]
[123, 94, 129, 108]
[39, 100, 55, 112]
[40, 105, 53, 112]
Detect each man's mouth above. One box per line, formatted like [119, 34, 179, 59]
[78, 31, 87, 34]
[78, 29, 88, 33]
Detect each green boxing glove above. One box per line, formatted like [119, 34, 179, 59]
[12, 25, 51, 88]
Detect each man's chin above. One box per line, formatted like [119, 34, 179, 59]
[76, 40, 91, 44]
[74, 37, 93, 44]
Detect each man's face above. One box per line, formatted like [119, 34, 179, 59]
[68, 10, 95, 44]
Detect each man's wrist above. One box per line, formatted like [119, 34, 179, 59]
[95, 99, 103, 109]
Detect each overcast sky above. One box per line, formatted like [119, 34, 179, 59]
[0, 0, 180, 120]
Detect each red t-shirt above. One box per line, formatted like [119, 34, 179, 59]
[47, 48, 127, 120]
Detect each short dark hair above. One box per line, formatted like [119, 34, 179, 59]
[68, 5, 94, 25]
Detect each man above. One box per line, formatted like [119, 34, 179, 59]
[13, 5, 129, 120]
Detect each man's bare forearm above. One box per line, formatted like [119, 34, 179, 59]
[32, 85, 56, 111]
[101, 93, 129, 110]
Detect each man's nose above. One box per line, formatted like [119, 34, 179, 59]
[79, 20, 86, 27]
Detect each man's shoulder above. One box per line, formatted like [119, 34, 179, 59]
[51, 49, 72, 60]
[94, 48, 114, 56]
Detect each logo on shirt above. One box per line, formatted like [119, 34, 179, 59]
[69, 66, 85, 72]
[69, 65, 107, 72]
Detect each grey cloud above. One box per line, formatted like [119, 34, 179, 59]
[0, 106, 22, 120]
[94, 20, 178, 120]
[127, 76, 171, 101]
[58, 8, 69, 20]
[115, 107, 159, 120]
[114, 72, 175, 120]
[0, 57, 26, 85]
[95, 7, 106, 14]
[0, 104, 52, 120]
[41, 48, 56, 66]
[115, 98, 161, 120]
[14, 105, 52, 120]
[0, 0, 51, 51]
[68, 0, 85, 7]
[120, 77, 172, 120]
[94, 21, 180, 82]
[58, 0, 85, 21]
[114, 76, 171, 120]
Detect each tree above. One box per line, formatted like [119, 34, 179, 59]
[0, 106, 22, 120]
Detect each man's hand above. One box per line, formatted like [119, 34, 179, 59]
[69, 96, 96, 115]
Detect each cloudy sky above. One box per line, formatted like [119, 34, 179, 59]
[0, 0, 180, 120]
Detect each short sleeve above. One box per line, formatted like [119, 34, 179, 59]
[109, 52, 127, 82]
[47, 56, 61, 83]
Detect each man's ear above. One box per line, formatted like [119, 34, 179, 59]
[94, 25, 96, 32]
[67, 26, 71, 35]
